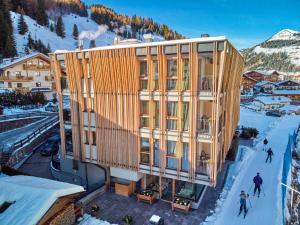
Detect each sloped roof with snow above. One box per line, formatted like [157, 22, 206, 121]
[276, 79, 300, 86]
[254, 96, 291, 105]
[273, 89, 300, 95]
[0, 52, 49, 70]
[255, 81, 277, 87]
[0, 175, 84, 225]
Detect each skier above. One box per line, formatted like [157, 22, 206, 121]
[253, 172, 263, 197]
[263, 138, 268, 151]
[239, 190, 249, 217]
[266, 148, 274, 163]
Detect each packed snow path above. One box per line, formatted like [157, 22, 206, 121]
[205, 115, 300, 225]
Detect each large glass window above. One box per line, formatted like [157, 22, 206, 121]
[154, 101, 160, 128]
[167, 59, 177, 90]
[140, 101, 149, 127]
[198, 53, 213, 92]
[140, 137, 150, 165]
[182, 143, 188, 171]
[167, 102, 178, 130]
[182, 102, 189, 131]
[182, 58, 190, 90]
[167, 141, 177, 169]
[139, 61, 148, 90]
[153, 60, 159, 90]
[153, 139, 160, 166]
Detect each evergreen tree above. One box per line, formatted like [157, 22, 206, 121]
[18, 12, 28, 35]
[4, 35, 17, 57]
[72, 24, 79, 40]
[25, 46, 29, 54]
[49, 23, 54, 32]
[27, 34, 34, 49]
[56, 16, 65, 38]
[36, 0, 48, 26]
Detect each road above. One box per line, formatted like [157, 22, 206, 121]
[0, 114, 58, 149]
[19, 145, 53, 179]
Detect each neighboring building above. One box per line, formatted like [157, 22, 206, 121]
[254, 81, 277, 94]
[0, 171, 84, 225]
[51, 36, 244, 205]
[276, 79, 300, 90]
[253, 96, 291, 110]
[272, 89, 300, 101]
[244, 70, 280, 83]
[244, 70, 264, 81]
[0, 53, 56, 100]
[241, 74, 257, 92]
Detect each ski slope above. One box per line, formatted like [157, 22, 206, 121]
[203, 113, 300, 225]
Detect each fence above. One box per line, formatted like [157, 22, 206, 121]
[1, 116, 59, 167]
[0, 112, 57, 121]
[281, 124, 300, 225]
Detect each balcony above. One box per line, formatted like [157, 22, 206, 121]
[196, 151, 211, 176]
[199, 77, 213, 97]
[45, 76, 54, 81]
[0, 76, 33, 82]
[23, 64, 50, 70]
[197, 118, 212, 140]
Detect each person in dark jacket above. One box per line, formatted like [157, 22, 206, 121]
[239, 190, 248, 215]
[266, 148, 274, 163]
[253, 172, 263, 197]
[263, 138, 268, 151]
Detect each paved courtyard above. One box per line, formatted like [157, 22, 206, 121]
[86, 161, 231, 225]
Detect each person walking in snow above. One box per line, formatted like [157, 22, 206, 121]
[239, 190, 249, 215]
[253, 172, 263, 197]
[263, 138, 268, 151]
[266, 148, 274, 163]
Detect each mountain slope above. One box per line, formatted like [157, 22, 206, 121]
[11, 11, 116, 55]
[242, 29, 300, 72]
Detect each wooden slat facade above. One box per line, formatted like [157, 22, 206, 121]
[51, 38, 244, 187]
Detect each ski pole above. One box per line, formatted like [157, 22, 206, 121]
[261, 185, 266, 197]
[247, 196, 252, 208]
[247, 183, 253, 194]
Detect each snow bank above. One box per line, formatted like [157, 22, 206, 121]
[78, 214, 118, 225]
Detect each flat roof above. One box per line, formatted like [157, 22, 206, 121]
[53, 36, 233, 54]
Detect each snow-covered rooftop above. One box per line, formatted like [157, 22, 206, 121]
[255, 81, 277, 87]
[254, 96, 291, 105]
[53, 35, 230, 54]
[0, 52, 49, 70]
[276, 79, 300, 86]
[0, 175, 84, 225]
[273, 89, 300, 95]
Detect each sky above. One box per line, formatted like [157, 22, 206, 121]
[83, 0, 300, 49]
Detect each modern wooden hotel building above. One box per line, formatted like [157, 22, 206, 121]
[51, 36, 243, 205]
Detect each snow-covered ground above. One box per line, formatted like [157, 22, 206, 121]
[78, 214, 117, 225]
[202, 108, 300, 225]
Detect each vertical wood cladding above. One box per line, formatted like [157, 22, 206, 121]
[52, 39, 244, 186]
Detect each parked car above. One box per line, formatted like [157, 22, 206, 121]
[40, 135, 60, 156]
[266, 111, 282, 117]
[148, 215, 164, 225]
[45, 104, 58, 112]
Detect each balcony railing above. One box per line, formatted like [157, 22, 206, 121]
[196, 159, 211, 176]
[45, 76, 54, 81]
[23, 64, 50, 70]
[0, 76, 33, 81]
[197, 118, 212, 139]
[199, 77, 213, 95]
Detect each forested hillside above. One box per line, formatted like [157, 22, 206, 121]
[0, 0, 183, 59]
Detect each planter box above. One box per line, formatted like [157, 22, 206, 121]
[115, 182, 133, 197]
[137, 193, 156, 204]
[171, 202, 191, 213]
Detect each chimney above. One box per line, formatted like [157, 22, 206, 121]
[143, 34, 154, 43]
[113, 37, 121, 45]
[78, 40, 83, 50]
[201, 34, 210, 38]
